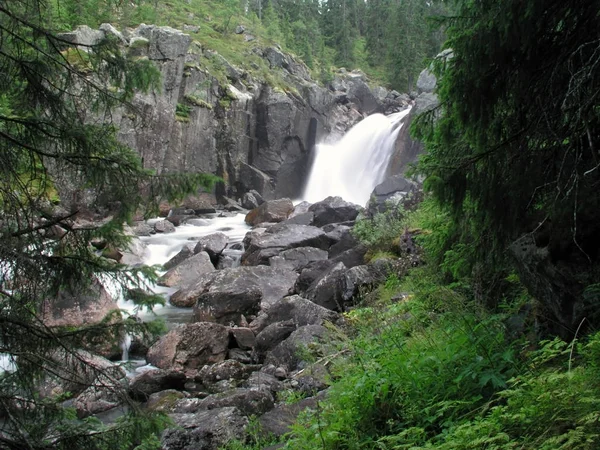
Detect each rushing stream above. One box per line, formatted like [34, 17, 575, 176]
[113, 106, 412, 369]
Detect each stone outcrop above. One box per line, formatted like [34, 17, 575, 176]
[59, 24, 410, 207]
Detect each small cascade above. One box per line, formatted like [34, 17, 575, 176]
[303, 107, 412, 206]
[120, 333, 132, 362]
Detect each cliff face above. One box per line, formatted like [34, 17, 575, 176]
[63, 24, 410, 202]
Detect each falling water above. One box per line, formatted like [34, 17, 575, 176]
[303, 107, 412, 206]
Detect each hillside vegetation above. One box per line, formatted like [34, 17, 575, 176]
[49, 0, 447, 91]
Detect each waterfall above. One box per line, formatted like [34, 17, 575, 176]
[303, 107, 412, 206]
[120, 333, 132, 362]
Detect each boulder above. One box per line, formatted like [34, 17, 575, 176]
[72, 384, 122, 418]
[258, 391, 327, 438]
[308, 196, 362, 227]
[179, 388, 273, 416]
[294, 260, 336, 296]
[367, 175, 418, 217]
[265, 325, 329, 371]
[163, 244, 195, 271]
[42, 277, 118, 328]
[154, 219, 176, 233]
[229, 327, 256, 350]
[146, 323, 229, 371]
[161, 407, 248, 450]
[255, 320, 297, 354]
[134, 24, 192, 60]
[243, 371, 284, 394]
[196, 360, 252, 385]
[245, 198, 294, 226]
[58, 25, 105, 47]
[268, 246, 328, 272]
[157, 251, 214, 288]
[304, 262, 347, 311]
[342, 265, 378, 303]
[252, 295, 341, 333]
[178, 266, 297, 325]
[242, 223, 330, 266]
[129, 370, 187, 401]
[193, 232, 228, 262]
[146, 389, 188, 412]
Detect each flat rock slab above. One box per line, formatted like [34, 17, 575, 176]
[268, 246, 328, 272]
[169, 266, 298, 323]
[157, 251, 214, 288]
[146, 322, 229, 371]
[242, 223, 330, 266]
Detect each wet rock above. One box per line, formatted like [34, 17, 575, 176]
[342, 265, 377, 303]
[129, 369, 187, 401]
[268, 246, 328, 272]
[157, 251, 214, 288]
[265, 325, 329, 371]
[308, 196, 363, 227]
[146, 322, 229, 371]
[154, 219, 176, 234]
[229, 327, 256, 350]
[245, 198, 294, 226]
[193, 232, 228, 263]
[252, 295, 341, 333]
[163, 244, 195, 271]
[161, 407, 248, 450]
[132, 221, 154, 236]
[146, 389, 188, 412]
[170, 266, 297, 324]
[242, 223, 330, 266]
[304, 262, 347, 311]
[255, 320, 296, 354]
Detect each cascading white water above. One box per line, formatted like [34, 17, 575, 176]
[303, 107, 412, 206]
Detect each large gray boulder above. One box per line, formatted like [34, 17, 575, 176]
[268, 246, 329, 272]
[169, 266, 297, 323]
[244, 198, 294, 226]
[42, 277, 118, 328]
[172, 388, 274, 416]
[129, 370, 187, 401]
[242, 223, 331, 266]
[193, 232, 229, 261]
[265, 325, 329, 371]
[146, 322, 229, 371]
[161, 407, 248, 450]
[157, 251, 214, 288]
[251, 295, 341, 333]
[258, 391, 327, 438]
[303, 262, 348, 311]
[308, 196, 363, 227]
[367, 175, 418, 216]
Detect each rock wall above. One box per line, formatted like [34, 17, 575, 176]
[63, 25, 410, 202]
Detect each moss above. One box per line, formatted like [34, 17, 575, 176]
[184, 94, 212, 109]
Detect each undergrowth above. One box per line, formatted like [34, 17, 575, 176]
[225, 197, 600, 449]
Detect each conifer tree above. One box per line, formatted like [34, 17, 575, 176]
[414, 0, 600, 335]
[0, 1, 216, 447]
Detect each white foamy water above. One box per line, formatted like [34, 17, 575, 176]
[303, 107, 412, 206]
[114, 213, 250, 323]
